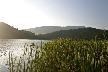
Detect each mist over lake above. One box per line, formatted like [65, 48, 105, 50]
[0, 39, 46, 72]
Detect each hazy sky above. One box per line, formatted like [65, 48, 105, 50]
[0, 0, 108, 29]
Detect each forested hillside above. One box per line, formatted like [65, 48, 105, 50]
[0, 22, 37, 39]
[36, 27, 108, 40]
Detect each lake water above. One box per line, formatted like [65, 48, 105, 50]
[0, 39, 47, 72]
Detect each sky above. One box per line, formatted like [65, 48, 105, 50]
[0, 0, 108, 30]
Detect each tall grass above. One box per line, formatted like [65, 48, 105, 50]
[6, 37, 108, 72]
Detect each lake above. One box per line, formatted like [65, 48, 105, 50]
[0, 39, 47, 72]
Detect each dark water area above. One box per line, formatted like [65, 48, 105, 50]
[0, 39, 47, 72]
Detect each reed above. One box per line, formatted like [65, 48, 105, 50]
[6, 37, 108, 72]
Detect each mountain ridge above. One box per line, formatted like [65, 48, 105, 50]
[23, 26, 86, 35]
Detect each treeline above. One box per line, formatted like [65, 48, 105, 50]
[36, 27, 108, 40]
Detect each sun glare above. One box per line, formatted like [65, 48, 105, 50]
[0, 0, 54, 29]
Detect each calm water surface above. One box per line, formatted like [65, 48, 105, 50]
[0, 39, 47, 72]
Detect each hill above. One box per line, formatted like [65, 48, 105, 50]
[35, 27, 108, 40]
[0, 22, 37, 39]
[24, 26, 85, 35]
[1, 22, 107, 40]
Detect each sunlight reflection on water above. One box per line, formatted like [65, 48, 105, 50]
[0, 39, 46, 72]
